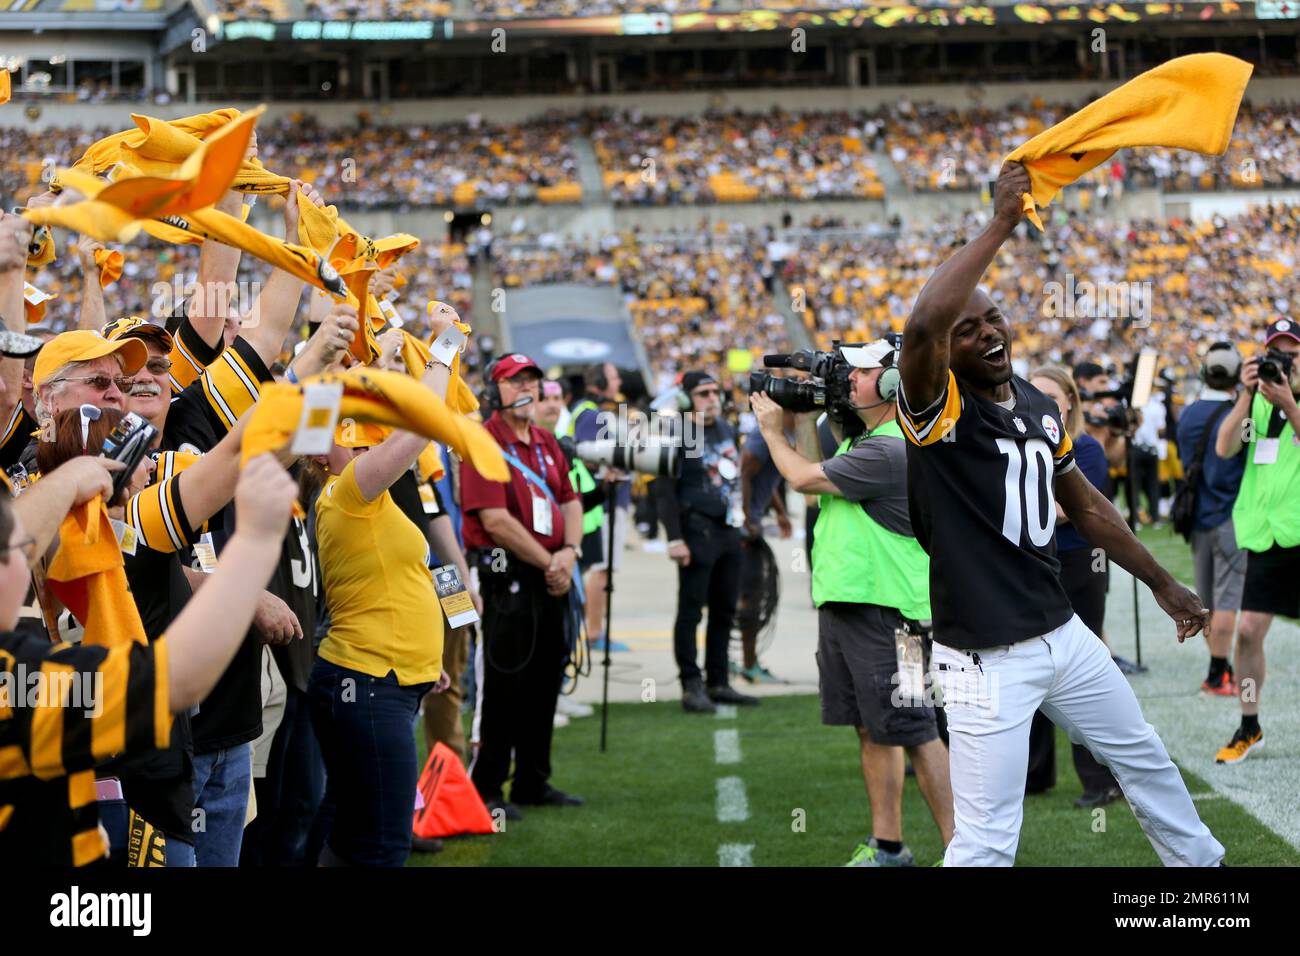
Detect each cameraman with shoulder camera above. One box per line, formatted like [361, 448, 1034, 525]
[655, 370, 758, 714]
[1174, 342, 1247, 697]
[1211, 319, 1300, 764]
[751, 339, 952, 867]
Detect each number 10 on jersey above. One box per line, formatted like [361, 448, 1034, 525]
[996, 438, 1056, 548]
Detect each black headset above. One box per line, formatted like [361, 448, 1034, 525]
[849, 345, 901, 409]
[483, 356, 503, 412]
[584, 363, 609, 394]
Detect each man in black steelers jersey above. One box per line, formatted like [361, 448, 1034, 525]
[897, 160, 1223, 867]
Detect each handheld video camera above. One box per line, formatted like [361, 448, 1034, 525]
[747, 345, 857, 426]
[95, 409, 158, 506]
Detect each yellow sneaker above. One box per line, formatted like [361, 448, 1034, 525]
[1215, 727, 1263, 764]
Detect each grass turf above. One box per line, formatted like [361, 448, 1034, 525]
[409, 527, 1295, 866]
[410, 691, 1297, 867]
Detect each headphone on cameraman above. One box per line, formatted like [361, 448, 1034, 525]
[849, 345, 901, 409]
[483, 357, 503, 412]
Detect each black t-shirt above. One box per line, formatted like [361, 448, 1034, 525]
[186, 337, 276, 754]
[900, 372, 1077, 650]
[655, 418, 741, 538]
[268, 514, 320, 695]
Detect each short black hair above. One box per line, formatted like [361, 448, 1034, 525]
[1073, 361, 1105, 382]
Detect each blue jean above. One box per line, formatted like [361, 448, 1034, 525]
[191, 742, 252, 867]
[308, 657, 432, 867]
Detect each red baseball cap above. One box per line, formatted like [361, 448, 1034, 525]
[491, 353, 543, 382]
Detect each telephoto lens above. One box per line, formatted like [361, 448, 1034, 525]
[575, 438, 682, 478]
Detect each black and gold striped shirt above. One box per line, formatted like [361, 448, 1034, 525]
[0, 631, 172, 866]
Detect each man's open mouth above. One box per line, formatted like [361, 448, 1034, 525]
[982, 342, 1007, 363]
[129, 382, 161, 398]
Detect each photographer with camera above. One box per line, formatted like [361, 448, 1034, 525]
[1211, 319, 1300, 764]
[751, 339, 952, 867]
[1174, 342, 1247, 698]
[655, 370, 758, 714]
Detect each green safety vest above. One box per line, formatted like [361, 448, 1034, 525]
[563, 399, 605, 535]
[811, 420, 931, 620]
[1232, 391, 1300, 552]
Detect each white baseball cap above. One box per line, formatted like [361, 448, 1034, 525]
[839, 339, 896, 370]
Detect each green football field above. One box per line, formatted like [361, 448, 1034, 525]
[410, 527, 1300, 867]
[410, 698, 1296, 868]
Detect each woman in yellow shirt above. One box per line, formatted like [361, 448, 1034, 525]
[307, 319, 455, 867]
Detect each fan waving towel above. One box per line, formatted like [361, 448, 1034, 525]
[45, 497, 149, 650]
[1006, 53, 1253, 230]
[240, 365, 509, 485]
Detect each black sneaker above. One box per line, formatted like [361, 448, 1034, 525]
[410, 835, 444, 854]
[708, 684, 760, 706]
[483, 798, 524, 821]
[682, 678, 717, 714]
[513, 786, 584, 808]
[1074, 786, 1123, 809]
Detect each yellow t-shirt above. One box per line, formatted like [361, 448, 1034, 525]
[315, 458, 442, 685]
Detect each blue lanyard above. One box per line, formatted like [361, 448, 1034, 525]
[502, 448, 555, 504]
[511, 439, 547, 484]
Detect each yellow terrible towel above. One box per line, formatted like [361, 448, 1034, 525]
[240, 366, 509, 485]
[45, 498, 149, 650]
[1006, 53, 1252, 230]
[28, 107, 262, 243]
[94, 248, 123, 288]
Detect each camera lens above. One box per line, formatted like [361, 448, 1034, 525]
[1258, 359, 1282, 384]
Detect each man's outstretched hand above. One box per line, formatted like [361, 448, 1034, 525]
[1153, 579, 1210, 643]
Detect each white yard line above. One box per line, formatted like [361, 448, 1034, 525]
[714, 728, 742, 765]
[718, 843, 755, 867]
[715, 704, 737, 719]
[716, 776, 750, 823]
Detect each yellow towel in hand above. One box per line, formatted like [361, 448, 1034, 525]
[45, 497, 149, 650]
[240, 366, 508, 484]
[23, 283, 56, 325]
[27, 107, 262, 243]
[1006, 53, 1252, 230]
[75, 108, 290, 196]
[339, 259, 381, 365]
[93, 248, 123, 288]
[0, 69, 9, 106]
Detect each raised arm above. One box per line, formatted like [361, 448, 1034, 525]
[751, 393, 838, 496]
[73, 236, 108, 332]
[900, 161, 1030, 409]
[0, 212, 30, 431]
[288, 300, 359, 381]
[351, 329, 453, 502]
[189, 187, 245, 349]
[238, 181, 323, 368]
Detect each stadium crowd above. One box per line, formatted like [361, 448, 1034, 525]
[5, 100, 1295, 210]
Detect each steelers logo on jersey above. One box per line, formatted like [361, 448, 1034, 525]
[1041, 414, 1060, 445]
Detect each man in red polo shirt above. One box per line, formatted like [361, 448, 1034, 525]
[461, 353, 586, 819]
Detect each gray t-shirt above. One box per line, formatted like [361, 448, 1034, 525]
[819, 432, 913, 537]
